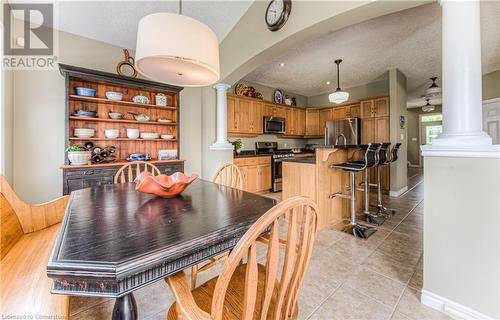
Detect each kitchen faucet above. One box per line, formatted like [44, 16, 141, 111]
[335, 134, 347, 146]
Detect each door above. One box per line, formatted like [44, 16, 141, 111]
[250, 101, 263, 134]
[258, 165, 272, 192]
[332, 106, 346, 120]
[360, 100, 374, 118]
[374, 117, 390, 143]
[483, 99, 500, 144]
[361, 118, 374, 144]
[419, 113, 443, 165]
[237, 99, 251, 133]
[241, 166, 258, 192]
[373, 97, 389, 117]
[319, 108, 333, 136]
[346, 104, 360, 118]
[275, 106, 287, 118]
[263, 104, 274, 117]
[297, 109, 306, 135]
[306, 109, 320, 136]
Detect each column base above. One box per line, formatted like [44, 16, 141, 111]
[421, 144, 500, 158]
[431, 131, 492, 146]
[209, 142, 234, 151]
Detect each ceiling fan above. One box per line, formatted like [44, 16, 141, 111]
[407, 77, 442, 109]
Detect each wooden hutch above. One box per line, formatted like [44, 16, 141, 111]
[60, 64, 185, 195]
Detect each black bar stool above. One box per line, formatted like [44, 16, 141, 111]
[361, 142, 391, 225]
[376, 142, 402, 215]
[329, 143, 380, 239]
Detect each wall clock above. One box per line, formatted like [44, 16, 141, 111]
[265, 0, 292, 32]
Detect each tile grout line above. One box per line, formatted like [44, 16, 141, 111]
[304, 283, 343, 320]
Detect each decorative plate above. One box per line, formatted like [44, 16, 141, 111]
[274, 89, 284, 104]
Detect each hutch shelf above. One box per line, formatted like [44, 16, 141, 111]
[60, 64, 185, 195]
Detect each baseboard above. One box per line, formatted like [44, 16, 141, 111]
[389, 186, 408, 197]
[421, 290, 495, 320]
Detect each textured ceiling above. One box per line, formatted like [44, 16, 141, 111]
[54, 1, 253, 47]
[243, 2, 500, 97]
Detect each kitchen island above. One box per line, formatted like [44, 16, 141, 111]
[282, 145, 366, 230]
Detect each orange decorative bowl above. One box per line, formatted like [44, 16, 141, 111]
[134, 171, 198, 198]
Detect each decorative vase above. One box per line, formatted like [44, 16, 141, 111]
[68, 151, 91, 165]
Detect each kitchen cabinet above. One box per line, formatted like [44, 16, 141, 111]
[228, 95, 262, 136]
[332, 106, 346, 120]
[360, 97, 389, 118]
[345, 104, 360, 118]
[234, 156, 272, 193]
[264, 103, 286, 118]
[360, 114, 390, 190]
[297, 109, 306, 136]
[306, 109, 320, 136]
[319, 108, 333, 133]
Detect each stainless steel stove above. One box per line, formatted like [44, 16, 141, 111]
[255, 142, 295, 192]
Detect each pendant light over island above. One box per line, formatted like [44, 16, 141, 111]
[328, 59, 349, 104]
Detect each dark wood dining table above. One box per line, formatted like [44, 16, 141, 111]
[47, 180, 276, 320]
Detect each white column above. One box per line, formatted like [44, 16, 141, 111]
[210, 83, 234, 151]
[429, 0, 491, 147]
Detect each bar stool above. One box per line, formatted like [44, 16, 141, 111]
[361, 142, 391, 225]
[329, 143, 380, 239]
[376, 142, 402, 215]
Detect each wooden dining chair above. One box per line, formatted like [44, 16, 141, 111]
[114, 161, 161, 184]
[166, 196, 318, 320]
[190, 163, 244, 289]
[212, 163, 243, 189]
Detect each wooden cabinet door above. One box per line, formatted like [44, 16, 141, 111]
[374, 117, 390, 142]
[361, 118, 374, 144]
[374, 97, 389, 117]
[306, 109, 320, 136]
[319, 108, 333, 133]
[241, 165, 258, 193]
[236, 99, 251, 133]
[360, 100, 374, 118]
[285, 107, 295, 135]
[258, 165, 272, 192]
[275, 106, 287, 118]
[332, 106, 346, 120]
[250, 101, 263, 134]
[347, 104, 360, 118]
[297, 109, 306, 136]
[227, 96, 238, 133]
[263, 104, 274, 117]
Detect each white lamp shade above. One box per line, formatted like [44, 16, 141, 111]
[328, 90, 349, 104]
[135, 13, 220, 87]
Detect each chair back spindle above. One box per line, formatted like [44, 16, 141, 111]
[114, 161, 161, 184]
[212, 163, 243, 190]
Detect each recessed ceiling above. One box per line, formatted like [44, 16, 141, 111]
[53, 1, 253, 48]
[243, 2, 500, 97]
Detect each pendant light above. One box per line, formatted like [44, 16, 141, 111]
[328, 59, 349, 104]
[422, 98, 435, 112]
[135, 0, 220, 87]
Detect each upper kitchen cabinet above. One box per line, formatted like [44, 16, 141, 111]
[306, 109, 320, 136]
[263, 103, 287, 118]
[319, 108, 333, 133]
[332, 106, 346, 119]
[345, 104, 361, 118]
[228, 94, 262, 136]
[360, 97, 389, 118]
[284, 107, 306, 137]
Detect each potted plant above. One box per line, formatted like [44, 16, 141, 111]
[230, 139, 243, 155]
[66, 145, 91, 165]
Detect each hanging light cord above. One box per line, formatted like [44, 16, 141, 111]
[179, 0, 182, 15]
[335, 59, 342, 91]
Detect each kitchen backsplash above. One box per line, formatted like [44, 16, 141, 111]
[231, 134, 307, 150]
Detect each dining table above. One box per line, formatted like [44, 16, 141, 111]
[47, 179, 277, 320]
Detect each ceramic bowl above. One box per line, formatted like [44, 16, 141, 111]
[134, 171, 198, 198]
[108, 112, 124, 119]
[127, 153, 151, 161]
[104, 129, 119, 139]
[140, 132, 158, 139]
[126, 128, 140, 139]
[105, 91, 123, 101]
[75, 87, 96, 97]
[74, 128, 95, 138]
[132, 95, 149, 104]
[74, 110, 97, 117]
[131, 113, 151, 122]
[161, 134, 174, 140]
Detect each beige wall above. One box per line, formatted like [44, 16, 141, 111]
[389, 69, 408, 193]
[307, 76, 389, 107]
[236, 80, 308, 107]
[483, 69, 500, 101]
[407, 106, 442, 166]
[423, 156, 500, 318]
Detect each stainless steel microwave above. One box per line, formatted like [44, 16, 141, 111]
[264, 117, 286, 134]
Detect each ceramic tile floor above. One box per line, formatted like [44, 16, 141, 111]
[71, 169, 449, 320]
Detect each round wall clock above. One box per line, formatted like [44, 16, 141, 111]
[265, 0, 292, 32]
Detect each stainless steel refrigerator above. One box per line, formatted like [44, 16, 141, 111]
[324, 118, 361, 145]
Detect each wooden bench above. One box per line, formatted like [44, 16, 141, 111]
[0, 176, 69, 318]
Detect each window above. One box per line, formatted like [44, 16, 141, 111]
[425, 125, 443, 144]
[421, 114, 443, 122]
